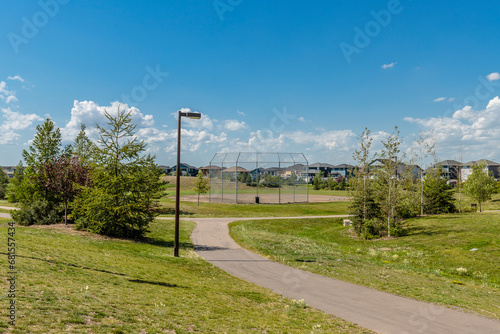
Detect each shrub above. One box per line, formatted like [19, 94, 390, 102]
[12, 199, 61, 226]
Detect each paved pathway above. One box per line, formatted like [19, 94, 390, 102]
[189, 216, 500, 334]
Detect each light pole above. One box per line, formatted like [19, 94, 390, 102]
[174, 109, 201, 257]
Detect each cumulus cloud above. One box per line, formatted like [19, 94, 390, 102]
[382, 62, 396, 69]
[486, 72, 500, 81]
[0, 108, 43, 144]
[60, 100, 156, 141]
[224, 119, 248, 131]
[298, 117, 306, 122]
[405, 96, 500, 159]
[287, 129, 357, 151]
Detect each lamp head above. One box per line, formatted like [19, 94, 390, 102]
[179, 111, 201, 119]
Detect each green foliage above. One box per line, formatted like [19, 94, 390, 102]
[6, 161, 24, 202]
[22, 118, 62, 168]
[12, 199, 61, 226]
[312, 170, 325, 190]
[73, 124, 94, 162]
[0, 168, 8, 199]
[74, 107, 164, 238]
[423, 167, 456, 214]
[193, 170, 209, 206]
[464, 163, 496, 212]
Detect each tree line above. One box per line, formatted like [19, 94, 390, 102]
[5, 107, 165, 238]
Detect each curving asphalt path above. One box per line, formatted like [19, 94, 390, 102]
[189, 216, 500, 334]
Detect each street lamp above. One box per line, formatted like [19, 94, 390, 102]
[174, 109, 201, 257]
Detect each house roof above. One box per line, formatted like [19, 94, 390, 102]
[284, 163, 307, 171]
[333, 163, 355, 169]
[309, 162, 335, 168]
[436, 160, 461, 166]
[462, 159, 500, 167]
[199, 165, 224, 170]
[224, 166, 249, 172]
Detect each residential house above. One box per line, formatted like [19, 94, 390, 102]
[331, 163, 355, 178]
[1, 166, 16, 178]
[170, 163, 199, 177]
[283, 163, 307, 178]
[158, 165, 171, 175]
[199, 165, 225, 177]
[461, 160, 500, 181]
[369, 159, 421, 179]
[309, 163, 336, 176]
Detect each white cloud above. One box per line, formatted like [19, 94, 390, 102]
[298, 117, 306, 122]
[405, 96, 500, 159]
[224, 119, 248, 131]
[287, 129, 357, 151]
[237, 110, 246, 116]
[448, 97, 455, 102]
[60, 100, 157, 141]
[434, 97, 446, 102]
[7, 75, 24, 82]
[382, 62, 396, 69]
[0, 108, 43, 144]
[486, 72, 500, 81]
[0, 81, 17, 104]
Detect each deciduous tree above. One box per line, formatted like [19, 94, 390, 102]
[193, 170, 209, 206]
[463, 162, 496, 212]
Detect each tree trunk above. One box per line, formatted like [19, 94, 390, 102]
[64, 201, 68, 225]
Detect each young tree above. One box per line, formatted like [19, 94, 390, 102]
[33, 155, 91, 224]
[463, 162, 496, 212]
[413, 130, 436, 216]
[374, 127, 403, 237]
[193, 170, 209, 206]
[423, 166, 456, 214]
[312, 171, 325, 190]
[73, 124, 94, 162]
[22, 118, 62, 168]
[349, 128, 381, 236]
[73, 106, 164, 237]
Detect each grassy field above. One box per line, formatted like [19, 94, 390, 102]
[158, 197, 350, 218]
[0, 218, 372, 333]
[230, 212, 500, 320]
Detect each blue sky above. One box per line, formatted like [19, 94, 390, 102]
[1, 0, 500, 167]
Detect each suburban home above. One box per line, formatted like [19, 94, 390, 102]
[1, 166, 16, 178]
[369, 159, 422, 179]
[158, 165, 171, 175]
[461, 160, 500, 181]
[264, 167, 280, 176]
[170, 163, 199, 177]
[199, 165, 225, 177]
[283, 163, 307, 178]
[249, 167, 266, 179]
[300, 169, 322, 183]
[331, 163, 355, 178]
[309, 162, 336, 175]
[425, 160, 461, 180]
[221, 166, 250, 177]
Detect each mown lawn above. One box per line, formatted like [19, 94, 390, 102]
[0, 218, 372, 333]
[230, 212, 500, 320]
[158, 197, 350, 218]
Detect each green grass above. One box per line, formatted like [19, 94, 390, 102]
[230, 212, 500, 320]
[158, 196, 350, 217]
[0, 218, 372, 333]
